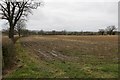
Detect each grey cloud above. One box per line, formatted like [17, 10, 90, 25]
[26, 1, 117, 31]
[0, 0, 118, 31]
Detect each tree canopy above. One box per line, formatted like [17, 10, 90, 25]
[0, 0, 41, 42]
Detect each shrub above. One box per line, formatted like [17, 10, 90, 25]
[2, 39, 16, 70]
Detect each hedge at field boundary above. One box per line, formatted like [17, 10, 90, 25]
[2, 39, 16, 73]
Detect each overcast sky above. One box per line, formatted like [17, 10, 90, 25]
[0, 0, 119, 31]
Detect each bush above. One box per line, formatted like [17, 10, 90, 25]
[2, 39, 16, 70]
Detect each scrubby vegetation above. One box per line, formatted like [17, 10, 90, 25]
[2, 36, 19, 75]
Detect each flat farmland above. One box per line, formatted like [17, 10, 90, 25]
[5, 35, 118, 78]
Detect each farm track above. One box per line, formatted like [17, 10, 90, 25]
[19, 35, 118, 64]
[21, 40, 78, 62]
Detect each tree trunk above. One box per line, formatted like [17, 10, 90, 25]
[110, 31, 112, 35]
[18, 29, 21, 37]
[9, 23, 14, 42]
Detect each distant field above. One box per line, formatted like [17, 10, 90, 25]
[4, 35, 118, 78]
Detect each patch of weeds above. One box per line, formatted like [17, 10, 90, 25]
[81, 64, 119, 78]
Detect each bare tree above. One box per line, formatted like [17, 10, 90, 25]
[106, 25, 116, 35]
[22, 29, 29, 37]
[0, 0, 41, 42]
[15, 19, 26, 37]
[98, 29, 105, 35]
[38, 30, 44, 35]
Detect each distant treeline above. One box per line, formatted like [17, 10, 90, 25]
[2, 25, 119, 36]
[2, 29, 119, 36]
[23, 30, 119, 36]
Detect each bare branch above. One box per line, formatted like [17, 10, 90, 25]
[0, 0, 42, 39]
